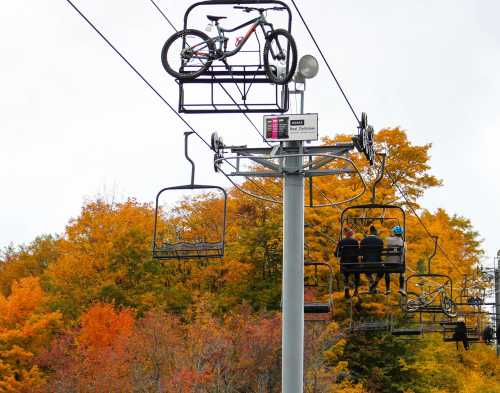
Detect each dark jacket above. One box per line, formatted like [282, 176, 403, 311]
[335, 237, 359, 264]
[482, 325, 494, 343]
[360, 235, 383, 263]
[453, 322, 467, 340]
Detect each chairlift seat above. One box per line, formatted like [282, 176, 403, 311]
[392, 329, 423, 336]
[339, 246, 405, 274]
[406, 305, 444, 313]
[207, 15, 227, 22]
[351, 320, 390, 332]
[304, 302, 331, 314]
[154, 241, 224, 260]
[443, 336, 480, 343]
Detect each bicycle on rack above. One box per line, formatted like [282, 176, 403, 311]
[161, 6, 297, 85]
[406, 281, 457, 317]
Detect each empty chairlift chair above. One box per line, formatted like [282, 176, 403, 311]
[152, 132, 227, 260]
[304, 259, 334, 321]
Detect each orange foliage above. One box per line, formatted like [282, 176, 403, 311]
[0, 277, 61, 392]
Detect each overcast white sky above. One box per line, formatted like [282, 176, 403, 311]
[1, 0, 499, 266]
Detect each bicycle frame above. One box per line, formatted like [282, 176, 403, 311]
[412, 285, 444, 307]
[210, 14, 275, 60]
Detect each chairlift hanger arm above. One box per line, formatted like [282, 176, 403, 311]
[184, 132, 196, 185]
[371, 152, 386, 204]
[428, 236, 438, 274]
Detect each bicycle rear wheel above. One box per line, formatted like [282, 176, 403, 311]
[161, 29, 215, 80]
[263, 28, 297, 85]
[405, 291, 420, 312]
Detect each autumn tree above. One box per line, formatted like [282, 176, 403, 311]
[0, 277, 61, 393]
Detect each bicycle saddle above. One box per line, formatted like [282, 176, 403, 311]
[207, 15, 227, 22]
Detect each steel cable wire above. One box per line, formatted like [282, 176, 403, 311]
[288, 0, 468, 277]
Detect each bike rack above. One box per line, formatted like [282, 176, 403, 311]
[178, 0, 293, 113]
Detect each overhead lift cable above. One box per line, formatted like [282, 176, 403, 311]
[385, 169, 465, 276]
[288, 0, 466, 276]
[64, 0, 278, 202]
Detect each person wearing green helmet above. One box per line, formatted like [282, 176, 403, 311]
[382, 225, 406, 295]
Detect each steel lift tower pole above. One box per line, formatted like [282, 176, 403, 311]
[282, 139, 304, 393]
[282, 60, 309, 392]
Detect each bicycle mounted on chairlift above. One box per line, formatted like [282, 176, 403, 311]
[406, 281, 457, 318]
[161, 6, 298, 84]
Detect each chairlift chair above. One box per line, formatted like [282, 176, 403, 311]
[442, 313, 481, 344]
[337, 153, 406, 279]
[339, 203, 406, 275]
[403, 236, 457, 317]
[172, 0, 294, 113]
[456, 271, 488, 307]
[152, 132, 228, 260]
[304, 254, 334, 321]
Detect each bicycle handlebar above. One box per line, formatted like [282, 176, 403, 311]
[233, 6, 286, 13]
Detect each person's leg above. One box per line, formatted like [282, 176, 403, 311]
[354, 273, 360, 296]
[343, 273, 350, 298]
[399, 273, 406, 295]
[371, 273, 383, 293]
[384, 273, 391, 294]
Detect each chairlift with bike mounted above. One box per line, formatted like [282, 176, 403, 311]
[161, 0, 297, 113]
[152, 132, 228, 260]
[404, 237, 457, 318]
[455, 269, 489, 307]
[337, 153, 406, 279]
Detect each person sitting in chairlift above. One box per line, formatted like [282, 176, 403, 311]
[453, 318, 470, 350]
[482, 324, 494, 345]
[467, 296, 483, 306]
[379, 225, 406, 296]
[360, 225, 384, 294]
[335, 226, 360, 298]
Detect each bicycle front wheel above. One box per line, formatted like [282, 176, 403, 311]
[263, 29, 297, 85]
[161, 29, 215, 80]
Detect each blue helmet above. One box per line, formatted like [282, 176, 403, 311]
[392, 225, 403, 235]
